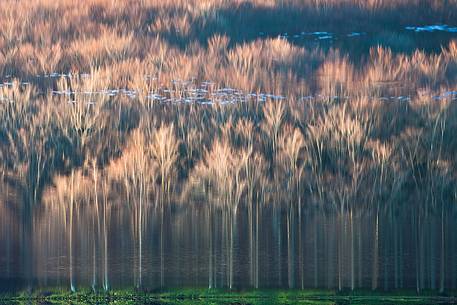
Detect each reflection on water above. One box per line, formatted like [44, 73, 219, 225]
[1, 200, 456, 292]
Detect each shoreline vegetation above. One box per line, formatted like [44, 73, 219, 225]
[1, 288, 457, 305]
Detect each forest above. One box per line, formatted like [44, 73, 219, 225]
[1, 0, 457, 304]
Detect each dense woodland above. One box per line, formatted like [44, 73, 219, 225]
[1, 0, 457, 294]
[0, 0, 456, 210]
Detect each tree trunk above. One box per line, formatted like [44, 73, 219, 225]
[208, 206, 213, 289]
[440, 205, 445, 293]
[372, 209, 379, 291]
[314, 213, 318, 288]
[351, 210, 355, 291]
[160, 206, 164, 288]
[103, 183, 109, 291]
[70, 173, 75, 292]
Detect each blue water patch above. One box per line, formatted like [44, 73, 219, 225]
[405, 24, 457, 33]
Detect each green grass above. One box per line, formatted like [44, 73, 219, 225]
[1, 288, 456, 305]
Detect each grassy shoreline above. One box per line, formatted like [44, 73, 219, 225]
[1, 288, 456, 305]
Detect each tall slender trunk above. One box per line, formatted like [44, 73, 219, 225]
[314, 213, 318, 288]
[6, 213, 10, 277]
[92, 165, 99, 292]
[440, 205, 445, 293]
[372, 209, 379, 291]
[287, 207, 293, 289]
[103, 183, 109, 291]
[399, 213, 404, 289]
[70, 172, 75, 292]
[384, 210, 389, 291]
[415, 213, 420, 294]
[249, 202, 254, 287]
[208, 206, 213, 289]
[327, 215, 333, 289]
[298, 202, 303, 289]
[226, 208, 230, 288]
[23, 200, 33, 291]
[276, 207, 281, 287]
[394, 210, 399, 289]
[420, 215, 425, 291]
[193, 208, 199, 286]
[221, 208, 227, 287]
[92, 213, 97, 291]
[430, 216, 436, 290]
[160, 205, 164, 288]
[351, 209, 355, 291]
[453, 214, 457, 290]
[138, 196, 143, 289]
[58, 204, 64, 287]
[358, 212, 362, 289]
[255, 201, 259, 289]
[229, 207, 235, 289]
[338, 207, 343, 291]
